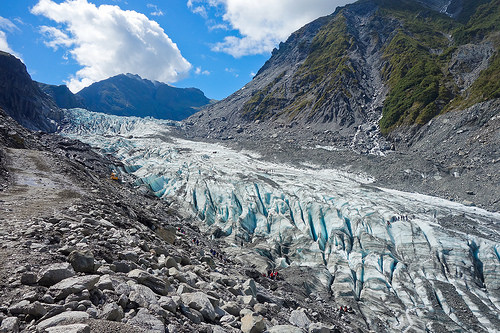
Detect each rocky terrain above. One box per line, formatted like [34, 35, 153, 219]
[0, 107, 356, 332]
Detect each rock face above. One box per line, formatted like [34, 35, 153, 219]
[0, 51, 62, 132]
[185, 0, 498, 156]
[76, 73, 211, 121]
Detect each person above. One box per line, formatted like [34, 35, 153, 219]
[387, 221, 391, 226]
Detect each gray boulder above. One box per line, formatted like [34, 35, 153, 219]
[37, 311, 89, 332]
[99, 302, 124, 321]
[180, 292, 216, 322]
[165, 256, 178, 269]
[128, 269, 169, 296]
[68, 250, 95, 273]
[156, 226, 176, 244]
[221, 301, 241, 317]
[159, 296, 177, 313]
[242, 279, 257, 297]
[179, 304, 203, 324]
[309, 323, 335, 333]
[241, 312, 266, 333]
[49, 275, 100, 300]
[0, 317, 19, 333]
[289, 309, 310, 329]
[95, 274, 114, 291]
[9, 300, 46, 317]
[21, 272, 38, 285]
[127, 308, 165, 333]
[38, 263, 75, 287]
[269, 325, 304, 333]
[45, 324, 90, 333]
[129, 284, 159, 308]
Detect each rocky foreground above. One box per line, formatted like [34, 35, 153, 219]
[0, 108, 356, 333]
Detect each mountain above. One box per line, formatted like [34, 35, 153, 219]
[186, 0, 500, 153]
[76, 74, 212, 121]
[38, 82, 86, 110]
[0, 51, 62, 132]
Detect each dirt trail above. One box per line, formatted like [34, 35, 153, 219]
[0, 148, 84, 299]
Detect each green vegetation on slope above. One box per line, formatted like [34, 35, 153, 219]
[240, 0, 500, 133]
[241, 72, 287, 120]
[451, 0, 500, 108]
[378, 2, 459, 134]
[454, 0, 500, 44]
[240, 14, 353, 122]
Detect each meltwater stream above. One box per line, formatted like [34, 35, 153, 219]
[60, 109, 500, 332]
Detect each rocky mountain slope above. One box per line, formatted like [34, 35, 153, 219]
[182, 0, 500, 213]
[186, 0, 499, 152]
[75, 74, 212, 121]
[0, 52, 62, 133]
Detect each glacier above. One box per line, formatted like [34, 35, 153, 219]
[59, 108, 500, 332]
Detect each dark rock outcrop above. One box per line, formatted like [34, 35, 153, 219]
[0, 51, 62, 132]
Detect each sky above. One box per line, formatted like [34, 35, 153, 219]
[0, 0, 353, 100]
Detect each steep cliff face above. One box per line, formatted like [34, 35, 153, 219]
[187, 0, 499, 154]
[0, 52, 62, 132]
[76, 74, 212, 121]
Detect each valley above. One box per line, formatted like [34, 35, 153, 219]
[59, 108, 500, 332]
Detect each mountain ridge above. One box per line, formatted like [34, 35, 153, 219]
[76, 74, 212, 121]
[186, 0, 499, 151]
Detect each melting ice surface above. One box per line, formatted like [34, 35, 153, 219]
[61, 108, 500, 332]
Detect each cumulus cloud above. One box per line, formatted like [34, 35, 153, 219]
[188, 0, 354, 57]
[31, 0, 192, 93]
[0, 16, 21, 59]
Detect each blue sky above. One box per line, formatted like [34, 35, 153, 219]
[0, 0, 352, 100]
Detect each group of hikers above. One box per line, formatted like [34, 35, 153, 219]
[338, 305, 354, 314]
[386, 214, 411, 226]
[263, 270, 280, 280]
[188, 234, 229, 264]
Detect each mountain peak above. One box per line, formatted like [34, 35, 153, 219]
[76, 74, 211, 120]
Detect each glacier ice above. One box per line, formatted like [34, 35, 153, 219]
[60, 108, 500, 332]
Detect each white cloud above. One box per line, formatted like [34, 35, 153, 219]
[195, 67, 210, 75]
[40, 26, 74, 50]
[0, 17, 19, 32]
[31, 0, 191, 93]
[147, 4, 164, 17]
[0, 17, 22, 59]
[188, 0, 354, 57]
